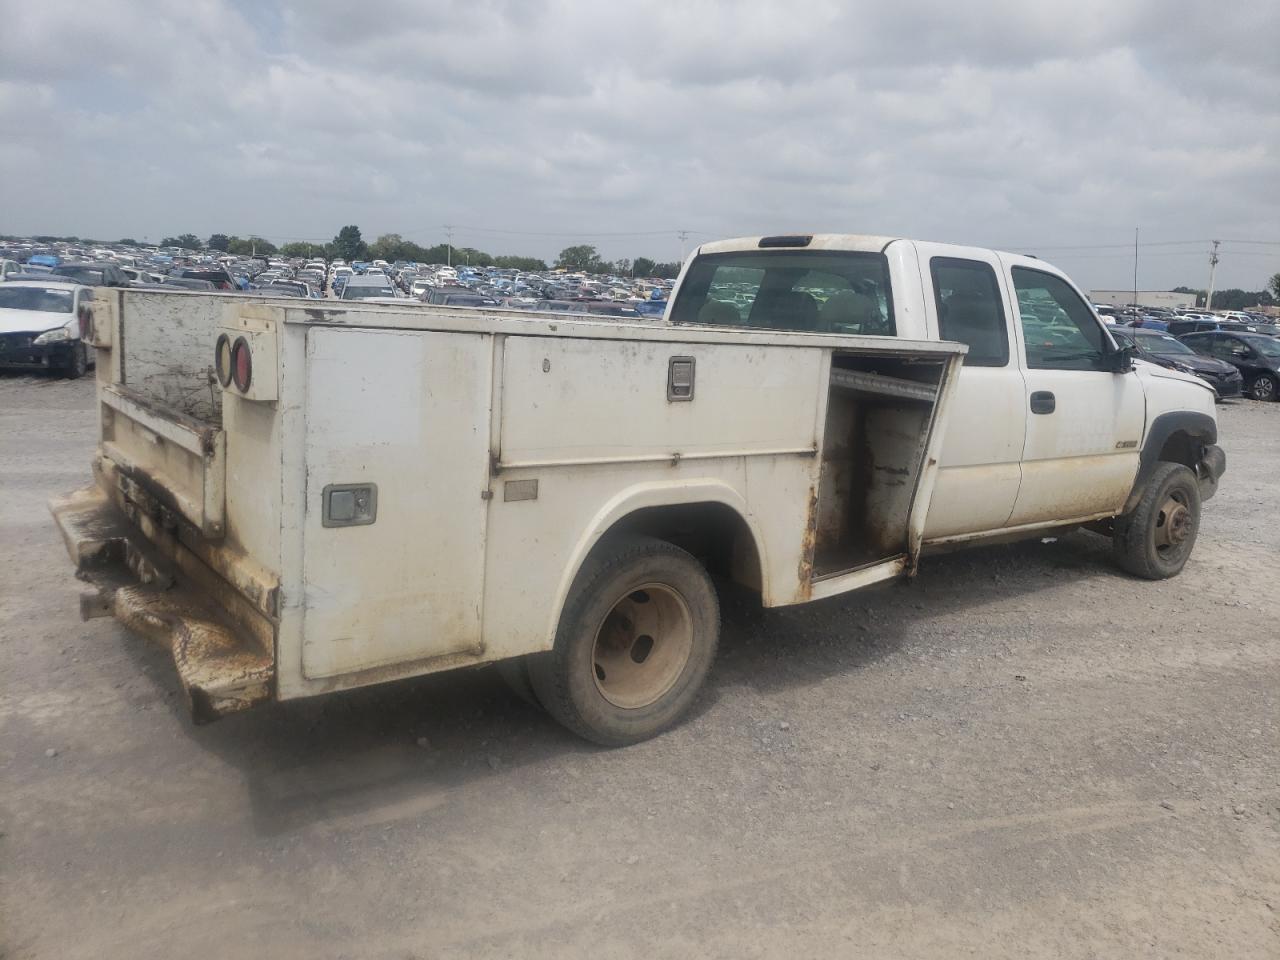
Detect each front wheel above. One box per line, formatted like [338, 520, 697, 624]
[63, 342, 88, 379]
[528, 534, 720, 746]
[1112, 462, 1201, 579]
[1247, 373, 1276, 402]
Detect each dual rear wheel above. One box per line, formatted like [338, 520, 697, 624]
[503, 535, 719, 747]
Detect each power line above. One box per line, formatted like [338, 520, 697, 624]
[1002, 239, 1208, 251]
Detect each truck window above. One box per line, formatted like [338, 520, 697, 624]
[1011, 266, 1106, 370]
[929, 257, 1009, 367]
[670, 250, 895, 336]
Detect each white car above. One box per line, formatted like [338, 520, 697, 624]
[0, 280, 95, 377]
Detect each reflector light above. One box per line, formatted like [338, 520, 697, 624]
[231, 336, 252, 392]
[214, 333, 233, 387]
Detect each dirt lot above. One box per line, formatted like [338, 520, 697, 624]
[1, 372, 1277, 959]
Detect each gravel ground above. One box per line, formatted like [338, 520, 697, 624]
[1, 372, 1277, 959]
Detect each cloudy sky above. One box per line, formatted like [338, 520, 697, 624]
[1, 0, 1277, 289]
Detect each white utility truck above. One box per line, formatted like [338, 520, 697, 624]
[51, 234, 1225, 745]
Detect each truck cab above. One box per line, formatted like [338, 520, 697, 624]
[667, 235, 1222, 550]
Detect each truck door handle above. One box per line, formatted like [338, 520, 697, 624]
[1029, 391, 1056, 415]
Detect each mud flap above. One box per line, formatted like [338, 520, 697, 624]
[1197, 444, 1226, 502]
[49, 485, 273, 723]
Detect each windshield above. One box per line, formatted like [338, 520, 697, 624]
[343, 285, 396, 300]
[669, 249, 896, 334]
[1138, 334, 1195, 356]
[0, 287, 74, 312]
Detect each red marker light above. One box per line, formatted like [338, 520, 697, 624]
[231, 336, 252, 392]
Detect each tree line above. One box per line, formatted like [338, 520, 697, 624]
[1172, 285, 1277, 311]
[142, 227, 682, 278]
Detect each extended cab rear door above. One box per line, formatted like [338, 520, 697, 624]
[998, 256, 1144, 525]
[913, 242, 1025, 539]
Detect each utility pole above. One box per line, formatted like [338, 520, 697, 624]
[678, 229, 690, 264]
[444, 224, 455, 267]
[1205, 240, 1220, 311]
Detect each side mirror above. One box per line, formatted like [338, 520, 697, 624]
[1107, 342, 1136, 373]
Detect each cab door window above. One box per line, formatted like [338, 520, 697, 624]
[929, 257, 1009, 366]
[1011, 267, 1107, 370]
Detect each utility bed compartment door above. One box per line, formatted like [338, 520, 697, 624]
[300, 327, 491, 680]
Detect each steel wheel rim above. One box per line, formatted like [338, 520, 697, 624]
[1153, 490, 1192, 555]
[591, 582, 694, 709]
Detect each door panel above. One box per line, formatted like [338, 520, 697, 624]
[1002, 259, 1144, 526]
[301, 327, 491, 679]
[915, 243, 1025, 539]
[924, 367, 1025, 537]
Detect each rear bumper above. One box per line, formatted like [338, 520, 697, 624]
[49, 484, 274, 723]
[1198, 444, 1226, 502]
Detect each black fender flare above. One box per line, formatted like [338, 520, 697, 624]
[1122, 411, 1219, 514]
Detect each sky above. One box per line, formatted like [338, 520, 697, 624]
[1, 0, 1277, 290]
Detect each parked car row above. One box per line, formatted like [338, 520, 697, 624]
[1097, 303, 1279, 336]
[1110, 326, 1280, 401]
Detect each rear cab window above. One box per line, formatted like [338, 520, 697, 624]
[669, 250, 895, 335]
[929, 257, 1009, 366]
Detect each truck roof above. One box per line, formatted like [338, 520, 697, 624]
[695, 233, 1024, 262]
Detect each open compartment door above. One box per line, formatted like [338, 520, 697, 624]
[808, 347, 963, 600]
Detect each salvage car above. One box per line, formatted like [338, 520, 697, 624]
[51, 262, 132, 288]
[1180, 331, 1280, 401]
[1111, 328, 1242, 400]
[0, 280, 95, 377]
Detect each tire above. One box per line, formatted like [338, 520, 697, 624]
[1247, 373, 1276, 402]
[63, 342, 88, 379]
[495, 656, 542, 709]
[1112, 462, 1201, 579]
[528, 534, 720, 746]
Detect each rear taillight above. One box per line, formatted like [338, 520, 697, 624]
[231, 336, 252, 392]
[214, 333, 233, 387]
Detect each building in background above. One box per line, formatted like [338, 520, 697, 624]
[1089, 290, 1197, 309]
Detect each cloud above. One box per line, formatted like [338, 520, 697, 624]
[1, 0, 1276, 288]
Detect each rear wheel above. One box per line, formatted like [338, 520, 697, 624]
[1247, 373, 1276, 401]
[528, 534, 719, 746]
[1112, 462, 1201, 579]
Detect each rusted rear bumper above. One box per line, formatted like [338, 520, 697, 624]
[49, 485, 274, 723]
